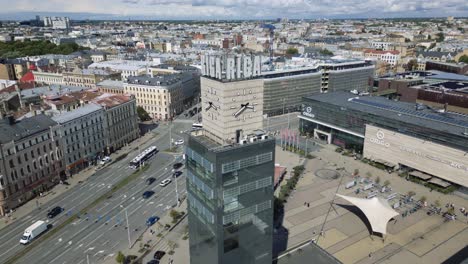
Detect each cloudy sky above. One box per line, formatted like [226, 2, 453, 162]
[0, 0, 467, 19]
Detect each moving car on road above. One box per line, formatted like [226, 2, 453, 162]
[173, 162, 183, 170]
[146, 177, 156, 185]
[142, 191, 155, 199]
[47, 206, 63, 218]
[174, 139, 184, 146]
[153, 250, 166, 261]
[173, 171, 183, 177]
[159, 179, 172, 187]
[146, 216, 160, 226]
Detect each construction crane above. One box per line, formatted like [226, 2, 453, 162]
[261, 24, 276, 71]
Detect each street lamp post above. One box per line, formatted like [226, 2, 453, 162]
[120, 205, 131, 248]
[172, 169, 180, 206]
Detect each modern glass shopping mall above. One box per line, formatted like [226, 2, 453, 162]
[299, 91, 468, 187]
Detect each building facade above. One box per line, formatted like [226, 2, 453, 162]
[63, 69, 120, 89]
[299, 92, 468, 187]
[124, 75, 184, 121]
[93, 94, 139, 153]
[32, 71, 64, 85]
[201, 77, 264, 145]
[0, 115, 65, 216]
[52, 104, 106, 175]
[187, 134, 275, 264]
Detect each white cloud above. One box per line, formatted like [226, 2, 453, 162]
[0, 0, 466, 18]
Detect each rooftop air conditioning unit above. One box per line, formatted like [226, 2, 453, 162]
[239, 139, 248, 145]
[249, 137, 257, 143]
[261, 135, 268, 140]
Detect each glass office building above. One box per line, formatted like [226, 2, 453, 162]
[299, 91, 468, 153]
[186, 132, 275, 264]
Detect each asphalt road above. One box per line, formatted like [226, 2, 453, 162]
[0, 121, 191, 264]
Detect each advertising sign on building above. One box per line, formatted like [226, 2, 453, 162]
[363, 125, 468, 187]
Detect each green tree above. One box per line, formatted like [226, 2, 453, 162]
[383, 180, 390, 187]
[115, 251, 125, 264]
[406, 59, 418, 71]
[435, 32, 445, 42]
[458, 55, 468, 63]
[375, 176, 381, 184]
[319, 49, 334, 56]
[286, 47, 299, 55]
[136, 106, 151, 121]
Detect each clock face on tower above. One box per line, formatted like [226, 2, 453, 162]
[232, 102, 254, 118]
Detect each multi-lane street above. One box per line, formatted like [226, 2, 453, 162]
[0, 121, 191, 264]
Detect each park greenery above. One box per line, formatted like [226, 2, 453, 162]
[0, 40, 90, 59]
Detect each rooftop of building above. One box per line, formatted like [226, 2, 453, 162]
[0, 114, 57, 144]
[189, 129, 273, 153]
[52, 103, 102, 124]
[303, 91, 468, 136]
[93, 93, 133, 108]
[20, 85, 90, 99]
[96, 80, 125, 89]
[125, 74, 181, 86]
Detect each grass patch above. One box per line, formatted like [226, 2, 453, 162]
[4, 164, 150, 264]
[113, 153, 128, 163]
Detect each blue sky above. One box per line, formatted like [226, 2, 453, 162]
[0, 0, 467, 19]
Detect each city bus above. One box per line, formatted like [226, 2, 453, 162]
[129, 146, 159, 169]
[192, 123, 203, 130]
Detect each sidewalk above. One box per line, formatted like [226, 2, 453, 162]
[0, 132, 157, 231]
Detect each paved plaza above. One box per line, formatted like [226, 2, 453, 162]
[275, 141, 468, 264]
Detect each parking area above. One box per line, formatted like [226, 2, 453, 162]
[275, 142, 468, 264]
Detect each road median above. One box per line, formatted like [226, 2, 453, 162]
[4, 164, 150, 264]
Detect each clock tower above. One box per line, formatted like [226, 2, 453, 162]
[186, 53, 274, 264]
[201, 76, 264, 145]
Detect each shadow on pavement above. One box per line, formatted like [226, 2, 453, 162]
[272, 199, 289, 263]
[335, 203, 373, 235]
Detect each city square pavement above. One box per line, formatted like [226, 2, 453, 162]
[276, 140, 468, 264]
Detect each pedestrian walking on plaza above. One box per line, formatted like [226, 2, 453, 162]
[307, 203, 310, 207]
[369, 253, 372, 258]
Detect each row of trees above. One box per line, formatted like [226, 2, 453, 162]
[0, 40, 89, 58]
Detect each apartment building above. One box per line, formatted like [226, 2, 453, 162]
[93, 94, 139, 153]
[52, 104, 106, 175]
[364, 49, 400, 66]
[124, 75, 184, 120]
[0, 115, 65, 216]
[63, 69, 120, 89]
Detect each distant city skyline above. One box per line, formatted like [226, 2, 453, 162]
[0, 0, 467, 20]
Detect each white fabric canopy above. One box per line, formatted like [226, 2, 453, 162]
[336, 194, 399, 235]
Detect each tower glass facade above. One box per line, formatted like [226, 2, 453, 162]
[186, 133, 275, 264]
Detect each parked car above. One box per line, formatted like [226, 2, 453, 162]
[159, 179, 172, 187]
[174, 139, 184, 146]
[47, 206, 63, 218]
[173, 171, 183, 177]
[100, 156, 111, 165]
[146, 260, 158, 264]
[146, 216, 160, 226]
[153, 250, 166, 260]
[173, 162, 183, 170]
[146, 177, 156, 185]
[142, 191, 155, 199]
